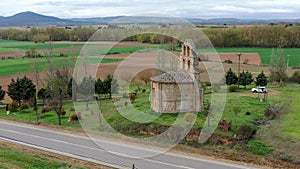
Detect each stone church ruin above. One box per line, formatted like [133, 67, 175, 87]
[151, 41, 203, 113]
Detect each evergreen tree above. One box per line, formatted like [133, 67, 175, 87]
[238, 71, 253, 89]
[103, 75, 118, 98]
[0, 85, 5, 101]
[78, 76, 94, 100]
[225, 68, 238, 85]
[95, 78, 104, 95]
[7, 76, 36, 104]
[255, 71, 268, 86]
[67, 78, 77, 100]
[37, 88, 50, 105]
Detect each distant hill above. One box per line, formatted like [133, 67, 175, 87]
[0, 11, 300, 27]
[0, 11, 78, 26]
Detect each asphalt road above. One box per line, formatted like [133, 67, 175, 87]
[0, 120, 257, 169]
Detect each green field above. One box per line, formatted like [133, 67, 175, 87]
[0, 40, 89, 50]
[0, 40, 156, 56]
[0, 57, 123, 76]
[0, 102, 82, 128]
[0, 145, 84, 169]
[200, 47, 300, 67]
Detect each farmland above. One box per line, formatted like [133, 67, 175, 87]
[201, 47, 300, 67]
[1, 39, 300, 167]
[0, 57, 123, 76]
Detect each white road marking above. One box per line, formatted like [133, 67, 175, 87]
[0, 120, 257, 169]
[0, 137, 127, 169]
[0, 128, 194, 169]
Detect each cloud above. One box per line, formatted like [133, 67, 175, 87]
[0, 0, 299, 19]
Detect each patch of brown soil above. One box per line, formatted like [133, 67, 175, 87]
[205, 53, 262, 65]
[0, 52, 24, 58]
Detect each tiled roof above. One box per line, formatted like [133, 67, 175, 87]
[151, 70, 194, 83]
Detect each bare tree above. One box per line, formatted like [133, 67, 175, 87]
[45, 42, 71, 125]
[269, 48, 287, 86]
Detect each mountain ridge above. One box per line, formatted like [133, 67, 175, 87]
[0, 11, 300, 27]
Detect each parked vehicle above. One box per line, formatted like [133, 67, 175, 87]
[251, 87, 268, 93]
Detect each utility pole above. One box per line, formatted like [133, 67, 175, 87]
[237, 53, 242, 89]
[287, 54, 290, 74]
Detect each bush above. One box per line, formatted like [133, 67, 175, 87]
[60, 110, 66, 116]
[224, 59, 233, 64]
[205, 81, 212, 86]
[19, 102, 30, 110]
[129, 93, 136, 103]
[243, 58, 249, 64]
[237, 124, 256, 140]
[9, 101, 19, 112]
[289, 71, 300, 84]
[247, 140, 273, 155]
[41, 107, 51, 113]
[264, 102, 286, 120]
[228, 85, 238, 92]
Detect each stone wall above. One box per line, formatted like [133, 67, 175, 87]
[151, 82, 199, 113]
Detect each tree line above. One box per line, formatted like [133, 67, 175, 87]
[1, 24, 300, 48]
[0, 26, 96, 42]
[0, 74, 117, 125]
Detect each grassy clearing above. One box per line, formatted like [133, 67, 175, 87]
[0, 85, 272, 135]
[0, 102, 81, 128]
[200, 47, 300, 67]
[0, 145, 84, 169]
[272, 84, 300, 140]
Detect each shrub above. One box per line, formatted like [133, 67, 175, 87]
[264, 102, 286, 120]
[129, 93, 136, 103]
[59, 53, 66, 57]
[60, 110, 66, 116]
[19, 102, 30, 110]
[224, 59, 233, 64]
[247, 140, 273, 155]
[205, 81, 212, 86]
[41, 107, 51, 113]
[9, 101, 19, 112]
[237, 124, 256, 140]
[289, 71, 300, 84]
[71, 112, 81, 121]
[228, 85, 238, 92]
[243, 58, 249, 64]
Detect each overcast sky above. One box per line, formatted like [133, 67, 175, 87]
[1, 0, 300, 19]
